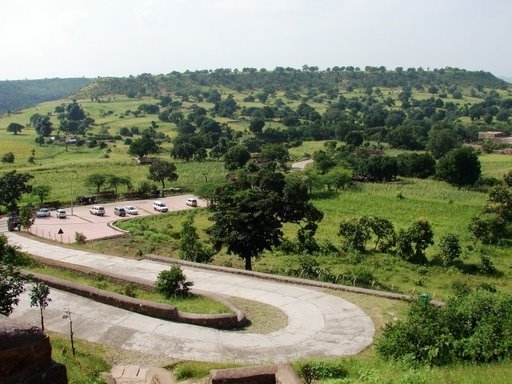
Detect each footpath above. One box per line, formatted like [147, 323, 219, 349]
[3, 221, 374, 363]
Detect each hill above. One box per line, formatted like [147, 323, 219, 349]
[0, 78, 93, 115]
[74, 67, 508, 99]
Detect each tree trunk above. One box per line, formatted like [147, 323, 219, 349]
[244, 256, 252, 271]
[40, 307, 44, 331]
[161, 181, 165, 197]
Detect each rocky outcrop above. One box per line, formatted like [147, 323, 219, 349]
[0, 317, 67, 384]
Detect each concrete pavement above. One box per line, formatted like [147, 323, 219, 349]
[4, 228, 374, 363]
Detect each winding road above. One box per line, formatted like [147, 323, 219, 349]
[3, 195, 374, 364]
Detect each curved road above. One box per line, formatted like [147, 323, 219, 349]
[4, 228, 374, 363]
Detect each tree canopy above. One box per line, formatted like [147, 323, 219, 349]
[207, 170, 323, 270]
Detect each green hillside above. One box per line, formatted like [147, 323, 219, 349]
[0, 77, 93, 115]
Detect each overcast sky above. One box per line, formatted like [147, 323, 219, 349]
[1, 0, 510, 80]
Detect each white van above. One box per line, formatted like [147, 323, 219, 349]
[186, 197, 198, 207]
[153, 200, 168, 212]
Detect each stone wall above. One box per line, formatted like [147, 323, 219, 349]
[0, 317, 68, 384]
[209, 364, 301, 384]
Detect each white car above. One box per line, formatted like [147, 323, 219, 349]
[56, 209, 67, 219]
[186, 198, 198, 207]
[36, 208, 51, 217]
[153, 200, 168, 212]
[125, 205, 139, 215]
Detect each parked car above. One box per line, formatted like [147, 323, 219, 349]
[186, 198, 198, 207]
[89, 205, 105, 216]
[56, 209, 67, 219]
[114, 207, 126, 217]
[125, 205, 138, 215]
[153, 200, 168, 212]
[36, 208, 51, 217]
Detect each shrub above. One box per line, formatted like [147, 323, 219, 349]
[377, 289, 512, 366]
[75, 232, 87, 244]
[179, 214, 214, 263]
[155, 266, 193, 298]
[2, 152, 15, 163]
[439, 233, 461, 266]
[299, 360, 347, 384]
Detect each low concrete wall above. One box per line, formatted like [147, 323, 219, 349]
[209, 364, 301, 384]
[145, 254, 439, 304]
[22, 257, 247, 330]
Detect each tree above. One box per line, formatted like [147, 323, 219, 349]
[29, 282, 51, 331]
[259, 143, 290, 170]
[439, 233, 461, 267]
[7, 122, 23, 135]
[224, 145, 251, 171]
[396, 219, 434, 264]
[313, 150, 335, 174]
[356, 155, 398, 182]
[148, 159, 178, 197]
[396, 153, 436, 179]
[1, 152, 15, 163]
[155, 266, 193, 298]
[19, 205, 34, 231]
[427, 129, 459, 159]
[128, 135, 159, 158]
[0, 266, 25, 316]
[436, 147, 481, 188]
[0, 235, 26, 316]
[207, 170, 323, 270]
[0, 170, 33, 213]
[31, 114, 53, 137]
[84, 173, 107, 195]
[345, 131, 364, 147]
[32, 184, 51, 206]
[249, 118, 265, 134]
[179, 214, 214, 263]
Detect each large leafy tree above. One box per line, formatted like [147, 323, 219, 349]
[148, 159, 178, 197]
[207, 170, 323, 270]
[436, 147, 481, 188]
[30, 114, 53, 137]
[0, 170, 33, 212]
[128, 135, 159, 158]
[84, 173, 107, 195]
[224, 145, 251, 171]
[7, 122, 24, 135]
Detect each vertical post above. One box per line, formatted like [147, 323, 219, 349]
[63, 308, 76, 357]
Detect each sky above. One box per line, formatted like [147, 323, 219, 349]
[1, 0, 511, 80]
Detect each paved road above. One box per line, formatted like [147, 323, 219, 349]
[3, 225, 374, 363]
[290, 159, 314, 171]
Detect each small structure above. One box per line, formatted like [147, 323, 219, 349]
[478, 131, 507, 140]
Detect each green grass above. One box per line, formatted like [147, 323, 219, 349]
[27, 264, 231, 314]
[49, 332, 110, 384]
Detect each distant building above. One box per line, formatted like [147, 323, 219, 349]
[478, 131, 507, 140]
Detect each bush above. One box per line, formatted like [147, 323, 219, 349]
[2, 152, 15, 163]
[155, 266, 193, 298]
[299, 360, 347, 384]
[439, 233, 461, 266]
[75, 232, 87, 244]
[377, 289, 512, 366]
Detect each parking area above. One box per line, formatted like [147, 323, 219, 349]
[29, 195, 206, 243]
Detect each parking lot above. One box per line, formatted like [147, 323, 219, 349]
[29, 195, 206, 243]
